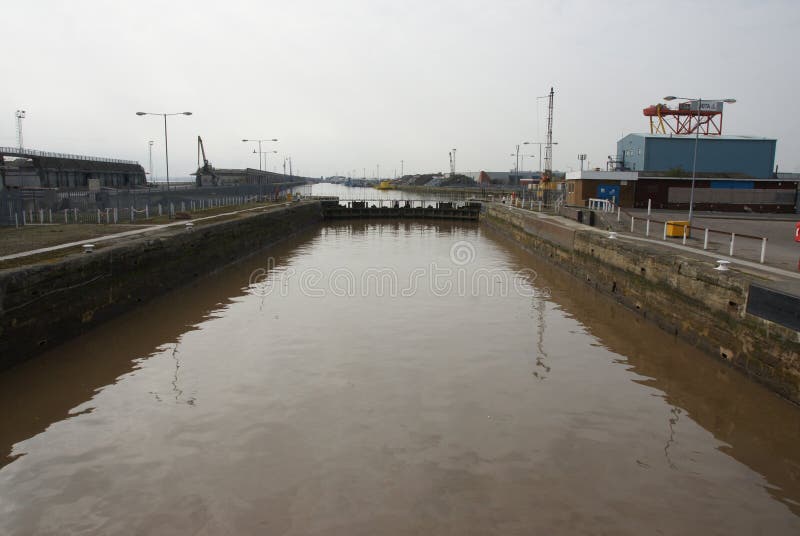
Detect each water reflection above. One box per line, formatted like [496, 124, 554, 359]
[0, 226, 320, 467]
[484, 225, 800, 516]
[0, 220, 798, 533]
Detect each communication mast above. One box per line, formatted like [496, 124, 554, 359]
[15, 110, 26, 150]
[542, 88, 554, 183]
[578, 154, 587, 171]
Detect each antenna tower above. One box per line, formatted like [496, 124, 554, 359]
[15, 110, 26, 150]
[543, 88, 554, 182]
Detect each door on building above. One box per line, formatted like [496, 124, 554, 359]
[597, 184, 620, 205]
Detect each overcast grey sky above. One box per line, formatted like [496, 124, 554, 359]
[2, 0, 798, 179]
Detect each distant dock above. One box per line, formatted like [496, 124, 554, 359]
[318, 198, 481, 220]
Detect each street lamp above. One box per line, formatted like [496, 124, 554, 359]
[520, 154, 536, 173]
[523, 141, 559, 173]
[135, 111, 192, 192]
[242, 138, 279, 171]
[662, 96, 736, 228]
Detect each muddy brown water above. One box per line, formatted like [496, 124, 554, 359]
[1, 220, 799, 535]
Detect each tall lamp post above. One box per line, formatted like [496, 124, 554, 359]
[523, 141, 559, 173]
[135, 111, 192, 191]
[242, 138, 279, 171]
[663, 96, 736, 228]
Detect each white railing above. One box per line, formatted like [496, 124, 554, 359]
[587, 198, 615, 212]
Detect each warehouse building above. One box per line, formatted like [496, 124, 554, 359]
[565, 134, 797, 213]
[0, 147, 145, 190]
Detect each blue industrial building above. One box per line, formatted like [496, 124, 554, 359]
[617, 134, 776, 178]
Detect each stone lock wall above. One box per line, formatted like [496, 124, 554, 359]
[0, 202, 323, 369]
[482, 203, 800, 404]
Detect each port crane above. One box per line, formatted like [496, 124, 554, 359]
[643, 101, 726, 136]
[196, 136, 219, 186]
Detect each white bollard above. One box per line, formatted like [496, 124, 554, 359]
[760, 237, 767, 264]
[146, 205, 150, 218]
[703, 228, 709, 250]
[64, 209, 68, 224]
[682, 225, 687, 245]
[114, 207, 118, 223]
[645, 219, 650, 237]
[39, 209, 44, 223]
[130, 206, 134, 223]
[73, 208, 78, 222]
[15, 212, 19, 228]
[617, 206, 621, 221]
[630, 216, 635, 232]
[647, 198, 651, 216]
[663, 222, 667, 240]
[22, 211, 26, 225]
[715, 260, 730, 271]
[729, 233, 735, 256]
[106, 208, 110, 223]
[158, 204, 162, 216]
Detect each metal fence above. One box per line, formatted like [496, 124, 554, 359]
[1, 183, 302, 227]
[592, 206, 771, 265]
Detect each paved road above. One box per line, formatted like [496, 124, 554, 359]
[625, 209, 800, 272]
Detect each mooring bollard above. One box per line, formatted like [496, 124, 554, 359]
[185, 222, 194, 232]
[608, 231, 618, 240]
[760, 237, 767, 264]
[715, 259, 730, 271]
[83, 244, 95, 254]
[729, 233, 735, 256]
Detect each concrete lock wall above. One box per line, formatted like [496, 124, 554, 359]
[482, 203, 800, 404]
[0, 202, 322, 368]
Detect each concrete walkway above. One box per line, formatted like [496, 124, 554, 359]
[0, 202, 294, 263]
[506, 205, 800, 281]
